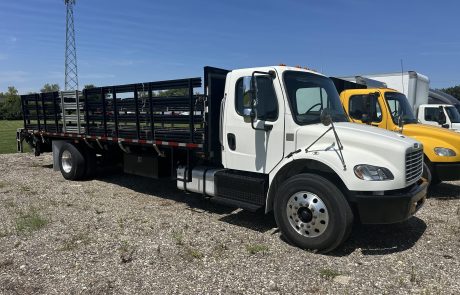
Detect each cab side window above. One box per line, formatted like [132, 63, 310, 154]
[349, 94, 382, 122]
[424, 107, 440, 122]
[235, 76, 278, 121]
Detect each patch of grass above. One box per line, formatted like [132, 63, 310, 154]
[19, 185, 35, 194]
[119, 241, 135, 263]
[0, 120, 31, 154]
[319, 268, 341, 280]
[182, 246, 203, 261]
[59, 232, 91, 251]
[15, 210, 48, 233]
[172, 231, 184, 246]
[246, 243, 269, 255]
[0, 181, 7, 189]
[117, 217, 125, 229]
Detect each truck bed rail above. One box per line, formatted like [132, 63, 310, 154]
[21, 78, 205, 150]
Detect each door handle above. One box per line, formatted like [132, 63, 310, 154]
[227, 133, 236, 150]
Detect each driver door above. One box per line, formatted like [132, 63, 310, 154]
[222, 69, 285, 173]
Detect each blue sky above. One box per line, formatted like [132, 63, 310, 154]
[1, 0, 459, 93]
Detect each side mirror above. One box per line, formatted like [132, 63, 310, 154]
[320, 108, 332, 126]
[438, 107, 446, 125]
[398, 113, 404, 128]
[361, 114, 371, 124]
[243, 70, 275, 132]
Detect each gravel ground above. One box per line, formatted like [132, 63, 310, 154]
[0, 153, 459, 295]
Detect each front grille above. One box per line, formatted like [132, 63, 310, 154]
[406, 148, 423, 183]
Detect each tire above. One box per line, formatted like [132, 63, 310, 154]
[425, 160, 442, 186]
[59, 143, 86, 180]
[422, 162, 432, 185]
[274, 173, 353, 253]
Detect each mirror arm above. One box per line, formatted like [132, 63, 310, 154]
[251, 120, 272, 132]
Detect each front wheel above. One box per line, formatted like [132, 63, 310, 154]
[274, 173, 353, 253]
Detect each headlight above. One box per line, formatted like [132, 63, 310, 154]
[434, 147, 456, 157]
[354, 165, 394, 181]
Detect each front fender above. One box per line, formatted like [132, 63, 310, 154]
[265, 142, 413, 213]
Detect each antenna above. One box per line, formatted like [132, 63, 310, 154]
[400, 59, 404, 94]
[64, 0, 78, 90]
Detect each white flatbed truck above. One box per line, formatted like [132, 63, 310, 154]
[18, 65, 427, 252]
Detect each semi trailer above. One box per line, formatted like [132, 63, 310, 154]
[19, 65, 427, 252]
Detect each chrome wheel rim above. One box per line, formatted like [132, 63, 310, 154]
[61, 150, 73, 173]
[286, 191, 329, 238]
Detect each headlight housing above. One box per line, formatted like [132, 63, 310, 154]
[434, 147, 456, 157]
[354, 165, 394, 181]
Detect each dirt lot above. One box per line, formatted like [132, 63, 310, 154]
[0, 153, 459, 294]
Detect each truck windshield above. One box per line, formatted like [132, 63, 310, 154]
[284, 71, 347, 125]
[445, 106, 460, 123]
[384, 92, 418, 124]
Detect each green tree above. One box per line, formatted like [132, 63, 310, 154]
[40, 83, 60, 93]
[158, 88, 189, 97]
[83, 84, 96, 90]
[440, 85, 460, 101]
[0, 86, 22, 120]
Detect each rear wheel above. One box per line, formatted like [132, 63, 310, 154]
[59, 143, 86, 180]
[274, 173, 353, 253]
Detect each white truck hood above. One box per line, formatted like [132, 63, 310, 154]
[293, 122, 422, 191]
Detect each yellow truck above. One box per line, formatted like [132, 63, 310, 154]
[333, 81, 460, 185]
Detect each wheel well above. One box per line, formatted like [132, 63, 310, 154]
[265, 159, 348, 213]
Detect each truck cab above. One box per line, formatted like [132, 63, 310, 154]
[418, 104, 460, 132]
[339, 87, 460, 184]
[209, 66, 428, 250]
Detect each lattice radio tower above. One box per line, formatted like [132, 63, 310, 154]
[64, 0, 78, 90]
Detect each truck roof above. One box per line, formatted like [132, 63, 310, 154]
[230, 65, 326, 77]
[340, 87, 401, 94]
[343, 71, 429, 83]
